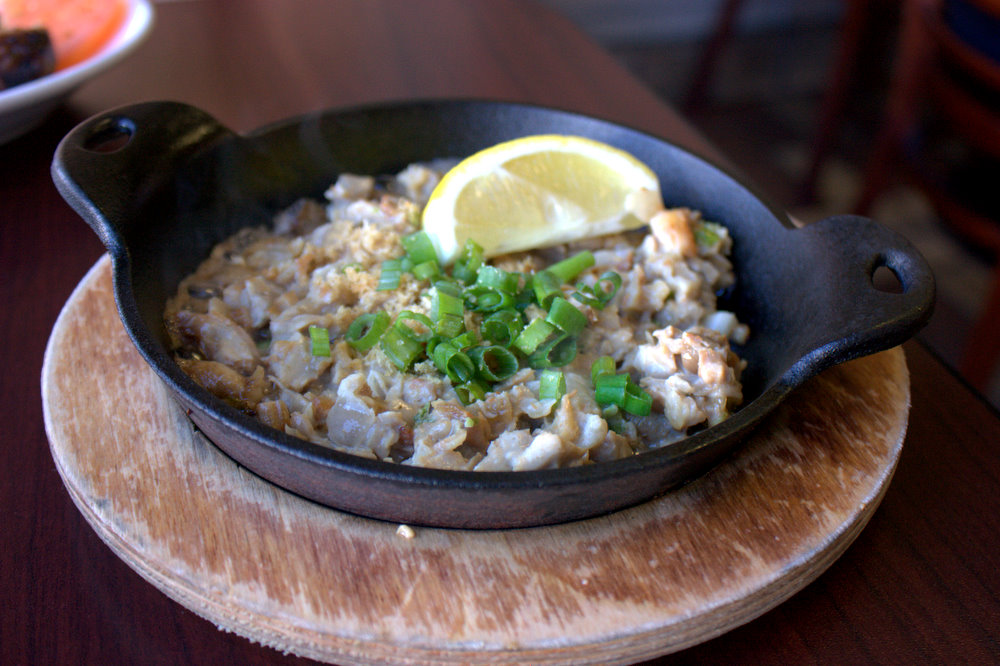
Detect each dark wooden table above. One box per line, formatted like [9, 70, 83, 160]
[3, 1, 998, 663]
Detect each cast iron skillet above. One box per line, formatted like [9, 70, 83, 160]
[52, 99, 935, 529]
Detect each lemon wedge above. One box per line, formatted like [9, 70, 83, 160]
[421, 135, 664, 263]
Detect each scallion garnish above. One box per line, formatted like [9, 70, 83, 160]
[431, 341, 476, 384]
[401, 230, 439, 266]
[346, 312, 390, 352]
[394, 311, 435, 342]
[594, 270, 623, 303]
[455, 379, 488, 405]
[467, 345, 519, 382]
[594, 371, 652, 416]
[601, 403, 627, 434]
[411, 260, 440, 281]
[452, 239, 484, 283]
[344, 221, 633, 414]
[623, 382, 653, 416]
[573, 271, 622, 310]
[431, 281, 466, 338]
[546, 250, 596, 283]
[308, 325, 331, 357]
[481, 310, 524, 346]
[413, 403, 432, 424]
[465, 285, 513, 312]
[594, 372, 628, 406]
[450, 330, 479, 350]
[538, 368, 566, 401]
[475, 265, 520, 293]
[527, 333, 577, 368]
[545, 297, 587, 336]
[694, 223, 722, 249]
[512, 318, 557, 355]
[591, 356, 616, 384]
[379, 325, 424, 370]
[377, 258, 403, 291]
[513, 277, 535, 310]
[531, 270, 562, 310]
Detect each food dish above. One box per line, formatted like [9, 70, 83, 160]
[51, 99, 935, 527]
[0, 0, 152, 145]
[164, 161, 747, 470]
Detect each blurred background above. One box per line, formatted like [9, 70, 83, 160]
[542, 0, 1000, 409]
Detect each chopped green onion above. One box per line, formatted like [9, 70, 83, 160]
[308, 325, 331, 357]
[341, 262, 364, 273]
[513, 278, 535, 310]
[594, 271, 622, 303]
[623, 382, 653, 416]
[527, 333, 577, 368]
[547, 250, 595, 283]
[452, 239, 484, 283]
[594, 372, 653, 416]
[591, 356, 616, 384]
[346, 312, 390, 352]
[431, 281, 465, 338]
[364, 219, 656, 411]
[538, 369, 566, 401]
[379, 325, 424, 370]
[411, 260, 440, 281]
[475, 265, 520, 293]
[549, 337, 577, 367]
[481, 310, 524, 346]
[601, 404, 627, 434]
[401, 231, 439, 266]
[377, 258, 403, 291]
[455, 379, 488, 405]
[465, 285, 513, 312]
[572, 290, 602, 309]
[395, 311, 434, 342]
[450, 330, 479, 350]
[545, 297, 587, 336]
[594, 372, 629, 407]
[431, 341, 476, 384]
[513, 318, 556, 355]
[425, 335, 442, 357]
[573, 271, 622, 309]
[413, 403, 432, 424]
[531, 270, 562, 310]
[468, 345, 519, 382]
[694, 222, 722, 249]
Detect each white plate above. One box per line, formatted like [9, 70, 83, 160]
[0, 0, 154, 145]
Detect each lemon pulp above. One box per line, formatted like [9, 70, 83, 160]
[421, 135, 663, 263]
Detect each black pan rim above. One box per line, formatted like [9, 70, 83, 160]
[115, 98, 793, 488]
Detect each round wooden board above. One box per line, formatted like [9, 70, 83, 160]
[42, 256, 910, 665]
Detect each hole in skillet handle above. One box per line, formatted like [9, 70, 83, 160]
[872, 263, 904, 294]
[778, 214, 936, 389]
[82, 116, 136, 153]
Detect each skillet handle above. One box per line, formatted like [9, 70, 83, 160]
[51, 101, 235, 256]
[783, 214, 936, 384]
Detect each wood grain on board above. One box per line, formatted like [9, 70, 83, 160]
[42, 256, 910, 665]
